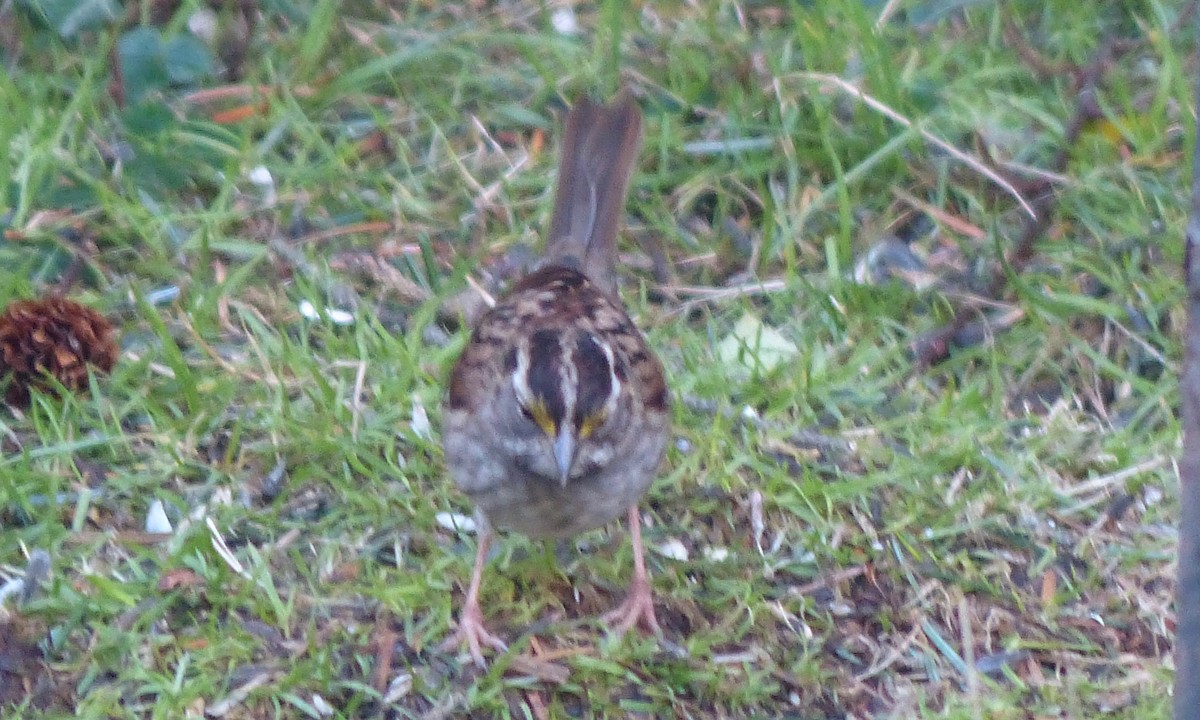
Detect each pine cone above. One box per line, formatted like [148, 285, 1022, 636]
[0, 298, 118, 405]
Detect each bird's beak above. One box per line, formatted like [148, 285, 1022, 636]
[553, 425, 576, 485]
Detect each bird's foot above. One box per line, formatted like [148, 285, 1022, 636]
[441, 602, 508, 667]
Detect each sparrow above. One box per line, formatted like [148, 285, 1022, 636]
[440, 91, 670, 665]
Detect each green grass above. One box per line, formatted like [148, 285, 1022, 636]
[0, 0, 1189, 717]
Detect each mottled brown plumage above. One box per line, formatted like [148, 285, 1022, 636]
[441, 92, 670, 666]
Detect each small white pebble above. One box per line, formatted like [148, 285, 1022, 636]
[654, 538, 689, 562]
[436, 512, 476, 534]
[551, 7, 579, 35]
[703, 546, 730, 562]
[923, 527, 934, 540]
[384, 673, 413, 703]
[1144, 486, 1164, 506]
[187, 8, 218, 44]
[248, 165, 273, 187]
[410, 393, 432, 441]
[741, 404, 759, 421]
[145, 285, 181, 305]
[146, 499, 173, 534]
[324, 307, 354, 325]
[298, 300, 355, 326]
[311, 694, 334, 717]
[0, 578, 25, 609]
[247, 165, 276, 207]
[829, 601, 854, 617]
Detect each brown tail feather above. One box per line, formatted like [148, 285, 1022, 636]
[543, 90, 643, 295]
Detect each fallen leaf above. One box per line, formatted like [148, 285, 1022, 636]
[158, 568, 205, 592]
[716, 313, 798, 373]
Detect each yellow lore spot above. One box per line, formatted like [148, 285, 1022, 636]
[525, 400, 557, 438]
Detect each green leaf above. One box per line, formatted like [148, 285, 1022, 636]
[118, 26, 170, 105]
[117, 102, 236, 194]
[163, 33, 214, 85]
[22, 0, 119, 39]
[492, 103, 551, 130]
[717, 313, 799, 374]
[116, 28, 214, 103]
[120, 100, 176, 135]
[42, 180, 97, 211]
[123, 149, 194, 192]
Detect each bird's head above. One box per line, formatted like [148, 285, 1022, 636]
[510, 327, 622, 484]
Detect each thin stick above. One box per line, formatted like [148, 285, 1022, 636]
[796, 72, 1036, 219]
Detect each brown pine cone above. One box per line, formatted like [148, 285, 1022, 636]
[0, 298, 118, 405]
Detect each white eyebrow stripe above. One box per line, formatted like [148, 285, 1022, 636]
[598, 337, 621, 416]
[511, 338, 532, 407]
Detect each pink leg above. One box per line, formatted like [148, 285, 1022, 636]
[600, 505, 662, 637]
[441, 524, 508, 666]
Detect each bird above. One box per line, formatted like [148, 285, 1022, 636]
[440, 91, 670, 666]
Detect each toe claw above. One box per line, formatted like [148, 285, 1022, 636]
[443, 606, 507, 667]
[600, 576, 661, 638]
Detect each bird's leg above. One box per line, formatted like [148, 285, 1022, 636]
[441, 519, 508, 666]
[600, 505, 661, 637]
